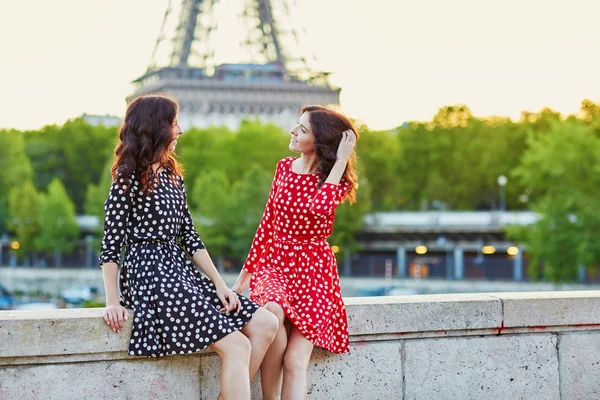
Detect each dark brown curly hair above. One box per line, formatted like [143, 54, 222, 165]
[112, 94, 183, 193]
[302, 105, 359, 204]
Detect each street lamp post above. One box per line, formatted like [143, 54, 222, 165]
[85, 234, 94, 268]
[0, 233, 8, 266]
[497, 175, 507, 211]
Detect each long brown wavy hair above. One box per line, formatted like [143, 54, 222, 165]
[302, 105, 359, 204]
[112, 94, 183, 193]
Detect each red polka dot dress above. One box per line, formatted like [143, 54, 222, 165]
[243, 157, 351, 354]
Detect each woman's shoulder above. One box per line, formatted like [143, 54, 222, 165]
[277, 156, 295, 166]
[167, 171, 185, 190]
[276, 157, 294, 171]
[112, 169, 136, 184]
[273, 157, 295, 178]
[110, 168, 142, 194]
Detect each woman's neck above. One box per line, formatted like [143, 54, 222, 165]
[298, 153, 318, 174]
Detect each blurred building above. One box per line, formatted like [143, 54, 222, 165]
[80, 113, 122, 127]
[353, 211, 538, 281]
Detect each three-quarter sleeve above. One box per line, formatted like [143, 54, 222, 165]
[99, 176, 133, 266]
[242, 160, 282, 273]
[178, 178, 206, 258]
[309, 180, 352, 216]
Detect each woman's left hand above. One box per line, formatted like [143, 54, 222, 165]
[216, 284, 241, 314]
[336, 129, 357, 162]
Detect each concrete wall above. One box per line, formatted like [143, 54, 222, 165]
[2, 291, 600, 399]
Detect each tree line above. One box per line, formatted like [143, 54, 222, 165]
[1, 99, 600, 281]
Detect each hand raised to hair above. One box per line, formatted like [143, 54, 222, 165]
[336, 129, 357, 162]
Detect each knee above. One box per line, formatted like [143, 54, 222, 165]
[264, 302, 285, 325]
[232, 333, 252, 358]
[248, 308, 279, 343]
[217, 332, 251, 361]
[283, 348, 310, 374]
[262, 309, 279, 340]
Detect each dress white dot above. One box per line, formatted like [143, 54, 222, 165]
[99, 169, 259, 358]
[244, 157, 350, 354]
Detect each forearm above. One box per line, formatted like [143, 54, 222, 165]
[237, 268, 252, 284]
[101, 262, 120, 305]
[192, 249, 226, 288]
[324, 159, 348, 185]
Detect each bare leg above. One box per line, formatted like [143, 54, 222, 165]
[209, 331, 252, 400]
[241, 307, 279, 379]
[261, 302, 288, 400]
[282, 326, 314, 400]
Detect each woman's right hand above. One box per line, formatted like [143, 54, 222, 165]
[336, 129, 357, 162]
[103, 303, 128, 334]
[232, 269, 252, 294]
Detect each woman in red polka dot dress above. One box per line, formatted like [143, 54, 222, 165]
[233, 105, 359, 399]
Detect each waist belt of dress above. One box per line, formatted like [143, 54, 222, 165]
[274, 233, 326, 244]
[128, 237, 177, 246]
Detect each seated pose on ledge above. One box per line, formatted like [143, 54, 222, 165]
[233, 105, 359, 399]
[99, 94, 278, 400]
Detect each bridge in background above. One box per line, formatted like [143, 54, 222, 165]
[1, 211, 565, 283]
[354, 211, 541, 282]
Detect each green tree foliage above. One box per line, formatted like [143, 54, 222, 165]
[0, 130, 33, 233]
[36, 178, 80, 265]
[59, 119, 116, 211]
[84, 159, 114, 251]
[4, 100, 600, 281]
[177, 125, 234, 198]
[355, 127, 397, 210]
[579, 98, 600, 137]
[85, 159, 114, 217]
[7, 180, 40, 258]
[177, 120, 290, 199]
[507, 119, 600, 282]
[226, 120, 291, 178]
[190, 170, 234, 260]
[189, 164, 273, 263]
[395, 105, 529, 210]
[22, 119, 116, 213]
[229, 164, 273, 257]
[329, 175, 372, 258]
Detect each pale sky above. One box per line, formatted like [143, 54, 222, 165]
[1, 0, 599, 130]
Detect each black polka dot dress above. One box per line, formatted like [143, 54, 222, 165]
[99, 169, 259, 357]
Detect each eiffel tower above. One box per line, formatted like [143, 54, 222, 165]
[128, 0, 340, 130]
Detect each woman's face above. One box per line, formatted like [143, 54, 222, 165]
[289, 112, 315, 153]
[167, 116, 183, 152]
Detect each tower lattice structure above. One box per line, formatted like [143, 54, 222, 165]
[129, 0, 340, 130]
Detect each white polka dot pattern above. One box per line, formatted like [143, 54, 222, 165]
[244, 157, 351, 354]
[99, 170, 259, 357]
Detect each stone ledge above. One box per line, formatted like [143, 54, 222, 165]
[2, 292, 600, 362]
[489, 290, 600, 328]
[345, 294, 502, 335]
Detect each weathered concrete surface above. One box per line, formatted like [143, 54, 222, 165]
[492, 290, 600, 328]
[345, 294, 502, 336]
[199, 341, 404, 400]
[0, 308, 132, 358]
[558, 332, 600, 399]
[404, 334, 560, 400]
[2, 292, 600, 399]
[306, 341, 403, 400]
[0, 355, 201, 400]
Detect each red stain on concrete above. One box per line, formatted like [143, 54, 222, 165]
[148, 376, 169, 397]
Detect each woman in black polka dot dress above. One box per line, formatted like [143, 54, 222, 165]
[100, 94, 278, 399]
